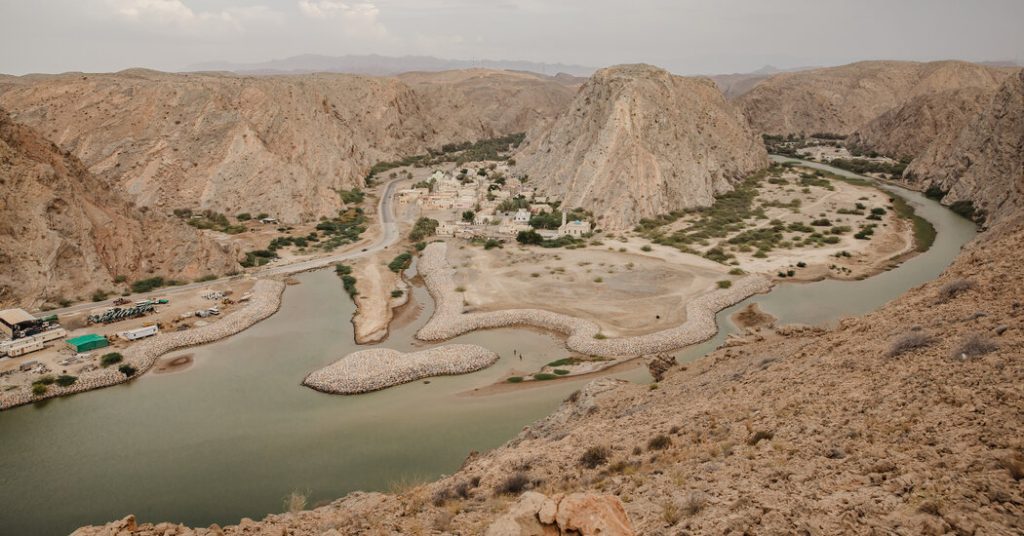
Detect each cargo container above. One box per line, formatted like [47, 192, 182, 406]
[119, 325, 159, 341]
[7, 339, 44, 357]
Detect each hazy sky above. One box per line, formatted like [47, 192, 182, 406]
[2, 0, 1023, 75]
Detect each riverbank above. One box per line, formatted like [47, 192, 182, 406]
[302, 344, 499, 394]
[416, 242, 773, 359]
[350, 254, 410, 344]
[0, 279, 286, 411]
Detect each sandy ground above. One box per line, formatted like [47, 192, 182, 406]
[447, 243, 732, 337]
[351, 253, 409, 344]
[0, 278, 255, 391]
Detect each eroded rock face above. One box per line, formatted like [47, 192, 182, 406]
[737, 60, 1011, 136]
[903, 69, 1024, 226]
[0, 69, 575, 223]
[0, 108, 237, 309]
[515, 64, 767, 230]
[486, 492, 635, 536]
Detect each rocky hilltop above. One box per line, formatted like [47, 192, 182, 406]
[736, 60, 1010, 136]
[905, 69, 1024, 225]
[0, 109, 236, 309]
[515, 64, 767, 230]
[0, 69, 575, 223]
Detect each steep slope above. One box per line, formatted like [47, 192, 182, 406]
[847, 86, 998, 160]
[515, 64, 767, 230]
[737, 60, 1010, 136]
[0, 69, 573, 223]
[396, 69, 579, 138]
[904, 69, 1024, 225]
[0, 108, 237, 309]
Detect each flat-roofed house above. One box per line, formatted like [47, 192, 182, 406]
[0, 309, 37, 339]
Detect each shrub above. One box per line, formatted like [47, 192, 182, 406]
[951, 334, 998, 360]
[55, 375, 77, 387]
[409, 218, 439, 241]
[516, 230, 543, 245]
[390, 290, 404, 298]
[494, 472, 530, 496]
[506, 376, 523, 383]
[552, 369, 570, 376]
[716, 280, 732, 289]
[100, 353, 124, 367]
[484, 239, 502, 250]
[236, 212, 252, 221]
[131, 276, 166, 294]
[118, 364, 138, 377]
[888, 332, 935, 358]
[661, 500, 682, 526]
[547, 357, 579, 367]
[533, 373, 557, 381]
[728, 268, 745, 275]
[388, 252, 413, 273]
[648, 434, 672, 451]
[811, 218, 832, 226]
[32, 383, 47, 396]
[593, 333, 607, 340]
[936, 279, 975, 303]
[579, 446, 610, 469]
[283, 491, 307, 513]
[194, 274, 217, 283]
[641, 245, 653, 252]
[339, 188, 365, 205]
[747, 430, 774, 446]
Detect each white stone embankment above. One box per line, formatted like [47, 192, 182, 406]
[302, 344, 499, 394]
[416, 242, 772, 358]
[0, 279, 286, 411]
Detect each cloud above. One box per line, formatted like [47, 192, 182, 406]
[105, 0, 280, 32]
[297, 1, 387, 37]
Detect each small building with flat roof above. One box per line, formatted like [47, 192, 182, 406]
[0, 308, 37, 339]
[66, 334, 109, 353]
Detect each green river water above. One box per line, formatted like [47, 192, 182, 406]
[0, 159, 976, 535]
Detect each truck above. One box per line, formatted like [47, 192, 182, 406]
[118, 325, 159, 341]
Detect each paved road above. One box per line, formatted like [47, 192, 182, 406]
[36, 178, 405, 317]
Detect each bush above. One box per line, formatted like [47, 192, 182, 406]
[579, 446, 610, 469]
[747, 430, 774, 446]
[131, 276, 166, 294]
[409, 218, 439, 241]
[648, 434, 672, 451]
[494, 472, 530, 496]
[236, 212, 252, 221]
[118, 364, 137, 377]
[55, 375, 78, 387]
[338, 188, 365, 205]
[533, 373, 557, 381]
[547, 358, 578, 367]
[388, 252, 413, 273]
[506, 376, 524, 383]
[640, 244, 653, 252]
[716, 280, 732, 289]
[390, 289, 404, 298]
[32, 383, 47, 396]
[951, 334, 998, 360]
[484, 239, 502, 250]
[516, 230, 543, 245]
[100, 353, 124, 367]
[936, 279, 975, 303]
[552, 369, 570, 376]
[888, 332, 935, 358]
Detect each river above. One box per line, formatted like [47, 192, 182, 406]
[0, 159, 976, 535]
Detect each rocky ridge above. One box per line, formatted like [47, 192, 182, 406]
[0, 108, 237, 309]
[515, 64, 767, 230]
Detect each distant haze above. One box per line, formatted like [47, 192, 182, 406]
[1, 0, 1023, 76]
[187, 54, 596, 77]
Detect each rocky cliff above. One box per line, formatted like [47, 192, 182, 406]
[0, 69, 575, 223]
[0, 109, 237, 309]
[737, 60, 1010, 136]
[904, 69, 1024, 226]
[514, 64, 767, 230]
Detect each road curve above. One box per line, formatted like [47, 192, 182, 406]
[35, 178, 405, 318]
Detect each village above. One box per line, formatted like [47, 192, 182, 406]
[395, 164, 592, 241]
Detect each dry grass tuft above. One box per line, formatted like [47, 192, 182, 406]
[494, 472, 530, 496]
[579, 446, 610, 469]
[284, 490, 308, 514]
[648, 434, 673, 451]
[887, 332, 936, 357]
[951, 334, 998, 360]
[936, 279, 976, 303]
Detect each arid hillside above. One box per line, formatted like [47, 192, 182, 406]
[515, 64, 767, 230]
[0, 109, 237, 309]
[905, 69, 1024, 226]
[737, 60, 1010, 136]
[0, 69, 575, 223]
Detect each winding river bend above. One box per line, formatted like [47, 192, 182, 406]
[0, 159, 976, 535]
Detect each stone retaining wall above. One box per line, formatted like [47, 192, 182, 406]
[416, 242, 772, 358]
[303, 344, 499, 394]
[0, 279, 286, 411]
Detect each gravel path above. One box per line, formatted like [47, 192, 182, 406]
[416, 242, 772, 358]
[302, 344, 499, 394]
[0, 279, 286, 411]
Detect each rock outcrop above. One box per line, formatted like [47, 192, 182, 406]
[737, 60, 1011, 136]
[0, 108, 237, 309]
[486, 492, 635, 536]
[514, 64, 767, 230]
[0, 69, 575, 223]
[903, 69, 1024, 225]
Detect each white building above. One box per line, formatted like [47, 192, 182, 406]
[513, 209, 531, 224]
[558, 212, 591, 237]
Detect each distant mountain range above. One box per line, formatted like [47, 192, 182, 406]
[185, 54, 597, 77]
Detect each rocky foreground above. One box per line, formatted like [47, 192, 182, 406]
[302, 344, 499, 395]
